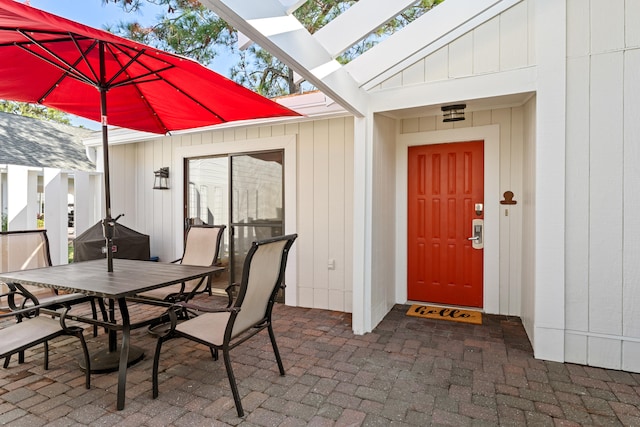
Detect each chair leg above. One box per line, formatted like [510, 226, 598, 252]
[18, 350, 24, 364]
[90, 299, 98, 337]
[209, 347, 218, 361]
[268, 323, 285, 376]
[97, 298, 109, 334]
[43, 341, 49, 370]
[222, 348, 244, 417]
[74, 328, 91, 389]
[3, 355, 10, 368]
[152, 337, 166, 399]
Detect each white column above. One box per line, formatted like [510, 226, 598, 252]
[352, 115, 374, 334]
[44, 168, 69, 265]
[7, 165, 38, 231]
[533, 0, 567, 362]
[73, 171, 101, 236]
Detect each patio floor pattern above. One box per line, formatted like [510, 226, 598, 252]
[1, 297, 639, 426]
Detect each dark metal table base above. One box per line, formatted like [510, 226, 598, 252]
[79, 345, 145, 373]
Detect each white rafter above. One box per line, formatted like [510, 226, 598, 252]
[313, 0, 418, 58]
[201, 0, 369, 117]
[202, 0, 523, 117]
[278, 0, 307, 14]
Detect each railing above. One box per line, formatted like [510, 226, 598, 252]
[0, 164, 102, 265]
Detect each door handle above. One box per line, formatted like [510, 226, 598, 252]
[469, 219, 484, 249]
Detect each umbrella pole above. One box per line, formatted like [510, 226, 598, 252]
[99, 41, 114, 273]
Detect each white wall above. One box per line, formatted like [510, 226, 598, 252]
[107, 118, 355, 313]
[370, 114, 396, 325]
[376, 0, 534, 90]
[564, 0, 640, 372]
[521, 96, 536, 342]
[531, 0, 566, 364]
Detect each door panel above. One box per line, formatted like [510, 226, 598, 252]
[408, 141, 484, 307]
[229, 151, 284, 286]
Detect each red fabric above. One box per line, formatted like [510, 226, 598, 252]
[0, 0, 298, 134]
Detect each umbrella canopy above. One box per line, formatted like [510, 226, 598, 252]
[0, 0, 299, 271]
[0, 0, 297, 132]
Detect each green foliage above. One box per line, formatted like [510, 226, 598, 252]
[104, 0, 233, 65]
[104, 0, 445, 97]
[103, 0, 234, 65]
[1, 213, 7, 232]
[230, 47, 298, 99]
[68, 241, 74, 264]
[0, 100, 72, 125]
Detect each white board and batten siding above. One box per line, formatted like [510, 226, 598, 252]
[107, 118, 355, 313]
[371, 114, 397, 323]
[564, 0, 640, 373]
[376, 0, 534, 90]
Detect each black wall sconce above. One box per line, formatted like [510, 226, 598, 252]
[153, 167, 169, 190]
[441, 103, 466, 122]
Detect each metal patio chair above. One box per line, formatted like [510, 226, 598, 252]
[0, 287, 91, 389]
[0, 230, 105, 340]
[137, 225, 226, 303]
[152, 233, 297, 417]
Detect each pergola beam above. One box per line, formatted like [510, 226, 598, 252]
[313, 0, 418, 58]
[278, 0, 306, 14]
[201, 0, 369, 117]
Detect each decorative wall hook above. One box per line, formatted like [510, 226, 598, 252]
[500, 191, 517, 205]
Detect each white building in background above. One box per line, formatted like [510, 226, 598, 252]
[83, 0, 640, 373]
[0, 112, 102, 264]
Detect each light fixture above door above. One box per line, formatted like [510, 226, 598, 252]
[441, 104, 466, 122]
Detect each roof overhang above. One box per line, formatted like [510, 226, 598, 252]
[82, 91, 348, 147]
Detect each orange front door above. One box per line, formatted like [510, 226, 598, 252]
[407, 141, 484, 307]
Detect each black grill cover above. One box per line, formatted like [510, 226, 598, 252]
[73, 221, 150, 262]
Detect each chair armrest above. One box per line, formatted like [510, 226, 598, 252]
[21, 292, 90, 308]
[154, 302, 238, 338]
[225, 283, 239, 308]
[170, 258, 182, 264]
[1, 284, 39, 312]
[174, 301, 238, 314]
[0, 290, 24, 300]
[126, 296, 175, 307]
[0, 299, 74, 319]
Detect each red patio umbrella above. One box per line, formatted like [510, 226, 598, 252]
[0, 0, 298, 271]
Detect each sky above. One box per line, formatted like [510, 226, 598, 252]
[25, 0, 238, 129]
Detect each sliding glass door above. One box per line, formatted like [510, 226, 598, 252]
[185, 150, 284, 291]
[230, 151, 284, 285]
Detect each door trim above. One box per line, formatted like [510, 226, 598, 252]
[397, 125, 500, 314]
[174, 135, 298, 305]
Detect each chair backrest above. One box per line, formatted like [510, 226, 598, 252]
[181, 225, 226, 267]
[0, 230, 54, 303]
[229, 234, 297, 338]
[180, 225, 226, 294]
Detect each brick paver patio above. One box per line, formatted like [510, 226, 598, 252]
[1, 298, 639, 426]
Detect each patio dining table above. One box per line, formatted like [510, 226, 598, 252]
[0, 258, 222, 410]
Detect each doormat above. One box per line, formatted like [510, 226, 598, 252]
[406, 304, 482, 325]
